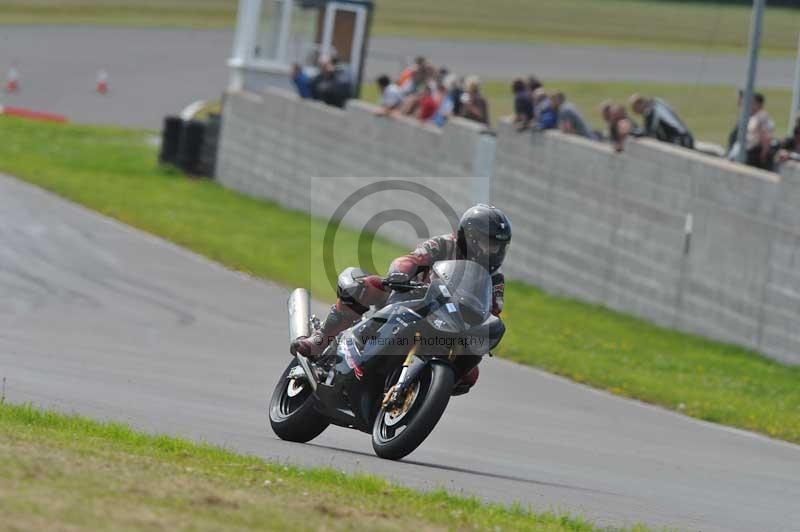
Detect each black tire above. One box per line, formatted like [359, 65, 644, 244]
[372, 362, 455, 460]
[269, 360, 329, 443]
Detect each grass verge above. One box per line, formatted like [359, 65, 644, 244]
[0, 401, 618, 531]
[0, 116, 798, 445]
[1, 0, 799, 56]
[362, 80, 794, 147]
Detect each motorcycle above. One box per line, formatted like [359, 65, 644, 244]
[268, 260, 499, 460]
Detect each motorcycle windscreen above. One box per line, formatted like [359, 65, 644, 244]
[431, 260, 492, 326]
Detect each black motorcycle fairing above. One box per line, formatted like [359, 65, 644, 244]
[306, 260, 496, 434]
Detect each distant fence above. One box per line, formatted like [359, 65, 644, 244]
[216, 89, 800, 365]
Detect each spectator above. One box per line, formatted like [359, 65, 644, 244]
[778, 118, 800, 162]
[375, 74, 403, 116]
[401, 60, 427, 97]
[431, 78, 456, 127]
[782, 117, 800, 152]
[398, 55, 426, 87]
[532, 88, 557, 130]
[602, 102, 636, 152]
[448, 75, 465, 116]
[528, 76, 543, 93]
[512, 78, 534, 130]
[398, 66, 428, 115]
[290, 63, 312, 99]
[459, 76, 489, 125]
[744, 93, 775, 170]
[629, 94, 694, 149]
[311, 58, 349, 108]
[417, 84, 438, 122]
[552, 92, 596, 139]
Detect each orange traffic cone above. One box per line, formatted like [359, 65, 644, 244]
[95, 69, 108, 95]
[5, 66, 19, 93]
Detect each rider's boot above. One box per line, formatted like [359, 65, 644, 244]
[290, 303, 360, 360]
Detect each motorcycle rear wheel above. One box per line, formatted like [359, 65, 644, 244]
[372, 361, 454, 460]
[269, 359, 329, 443]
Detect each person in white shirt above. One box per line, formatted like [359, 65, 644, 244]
[375, 74, 403, 116]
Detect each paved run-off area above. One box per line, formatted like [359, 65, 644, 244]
[1, 173, 799, 531]
[0, 26, 797, 128]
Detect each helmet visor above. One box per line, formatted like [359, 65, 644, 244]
[468, 238, 508, 271]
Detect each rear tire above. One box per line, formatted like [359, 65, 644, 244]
[269, 360, 329, 443]
[372, 362, 455, 460]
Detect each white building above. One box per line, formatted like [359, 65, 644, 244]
[228, 0, 374, 97]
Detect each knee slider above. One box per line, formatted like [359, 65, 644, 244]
[336, 267, 370, 313]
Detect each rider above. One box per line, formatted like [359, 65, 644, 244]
[291, 204, 511, 394]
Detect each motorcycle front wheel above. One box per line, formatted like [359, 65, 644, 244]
[372, 361, 455, 460]
[269, 359, 329, 443]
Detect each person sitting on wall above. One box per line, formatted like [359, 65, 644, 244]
[375, 74, 403, 116]
[552, 91, 596, 140]
[528, 76, 543, 94]
[397, 67, 428, 116]
[310, 56, 351, 109]
[629, 94, 694, 149]
[290, 63, 312, 99]
[511, 77, 534, 130]
[602, 101, 639, 152]
[430, 76, 457, 127]
[398, 55, 426, 89]
[417, 84, 438, 123]
[458, 76, 489, 126]
[778, 117, 800, 163]
[449, 75, 465, 117]
[531, 88, 557, 130]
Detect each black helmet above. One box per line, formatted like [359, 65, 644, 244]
[456, 204, 511, 273]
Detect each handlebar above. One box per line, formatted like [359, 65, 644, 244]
[382, 278, 427, 292]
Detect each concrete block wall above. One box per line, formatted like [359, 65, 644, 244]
[216, 89, 491, 250]
[493, 123, 800, 364]
[216, 88, 799, 365]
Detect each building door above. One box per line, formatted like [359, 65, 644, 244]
[319, 2, 368, 91]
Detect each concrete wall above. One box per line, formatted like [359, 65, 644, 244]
[216, 88, 800, 365]
[493, 123, 800, 365]
[216, 88, 492, 249]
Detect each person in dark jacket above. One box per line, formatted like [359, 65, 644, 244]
[630, 94, 694, 149]
[291, 204, 512, 395]
[512, 78, 534, 130]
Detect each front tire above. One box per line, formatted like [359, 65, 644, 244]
[372, 362, 455, 460]
[269, 360, 329, 443]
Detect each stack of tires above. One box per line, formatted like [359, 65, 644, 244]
[158, 113, 221, 178]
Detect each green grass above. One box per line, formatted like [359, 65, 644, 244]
[363, 80, 793, 147]
[1, 0, 799, 55]
[0, 0, 238, 29]
[0, 116, 798, 445]
[373, 0, 800, 56]
[0, 402, 619, 531]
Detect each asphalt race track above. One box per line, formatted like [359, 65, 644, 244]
[0, 26, 797, 128]
[2, 173, 799, 531]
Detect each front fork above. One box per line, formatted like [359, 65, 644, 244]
[382, 333, 428, 409]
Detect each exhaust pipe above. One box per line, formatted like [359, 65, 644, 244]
[287, 288, 311, 342]
[287, 288, 317, 391]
